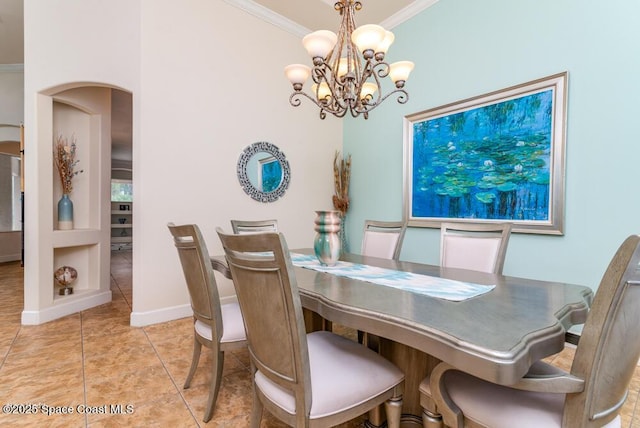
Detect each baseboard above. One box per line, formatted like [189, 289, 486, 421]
[21, 290, 112, 325]
[129, 296, 238, 327]
[129, 303, 193, 327]
[0, 253, 21, 263]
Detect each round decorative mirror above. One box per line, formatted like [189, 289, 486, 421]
[237, 142, 290, 202]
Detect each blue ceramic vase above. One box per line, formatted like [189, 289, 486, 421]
[313, 210, 341, 266]
[58, 193, 74, 230]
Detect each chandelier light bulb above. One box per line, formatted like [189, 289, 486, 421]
[337, 57, 355, 79]
[284, 64, 311, 90]
[302, 30, 338, 60]
[389, 61, 415, 87]
[378, 31, 395, 54]
[360, 82, 378, 100]
[351, 24, 386, 57]
[311, 82, 332, 101]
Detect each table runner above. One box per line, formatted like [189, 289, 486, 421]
[290, 253, 495, 302]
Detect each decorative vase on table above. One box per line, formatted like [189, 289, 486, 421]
[58, 193, 74, 230]
[313, 210, 342, 266]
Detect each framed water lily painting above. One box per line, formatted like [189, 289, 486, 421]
[403, 72, 568, 235]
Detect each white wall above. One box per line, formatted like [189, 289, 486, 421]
[24, 0, 342, 325]
[133, 0, 341, 325]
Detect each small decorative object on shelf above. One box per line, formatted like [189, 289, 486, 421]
[54, 265, 77, 295]
[313, 210, 342, 266]
[332, 151, 351, 253]
[54, 134, 84, 230]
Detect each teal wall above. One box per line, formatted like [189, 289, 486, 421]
[344, 0, 640, 290]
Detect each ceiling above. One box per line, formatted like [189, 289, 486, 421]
[236, 0, 436, 35]
[0, 0, 435, 163]
[0, 0, 437, 65]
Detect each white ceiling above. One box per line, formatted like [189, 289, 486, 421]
[231, 0, 437, 36]
[0, 0, 436, 162]
[0, 0, 438, 66]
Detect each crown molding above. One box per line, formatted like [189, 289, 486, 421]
[223, 0, 310, 38]
[0, 64, 24, 73]
[224, 0, 439, 37]
[381, 0, 439, 29]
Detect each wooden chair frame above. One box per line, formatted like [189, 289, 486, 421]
[422, 234, 640, 428]
[230, 219, 278, 234]
[217, 229, 405, 428]
[167, 223, 247, 422]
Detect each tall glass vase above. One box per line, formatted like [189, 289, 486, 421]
[313, 210, 341, 266]
[58, 193, 74, 230]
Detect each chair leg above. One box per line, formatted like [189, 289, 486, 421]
[384, 396, 403, 428]
[422, 407, 443, 428]
[184, 337, 202, 389]
[250, 386, 263, 428]
[203, 350, 225, 422]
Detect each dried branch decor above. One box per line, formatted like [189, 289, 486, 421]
[332, 151, 351, 217]
[54, 135, 84, 194]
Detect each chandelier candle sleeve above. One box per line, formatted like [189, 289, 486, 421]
[285, 0, 414, 120]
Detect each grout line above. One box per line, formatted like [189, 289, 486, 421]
[0, 328, 20, 370]
[80, 311, 89, 427]
[141, 326, 201, 425]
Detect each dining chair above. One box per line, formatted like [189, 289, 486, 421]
[216, 228, 405, 428]
[361, 220, 407, 261]
[439, 222, 512, 275]
[230, 219, 278, 234]
[167, 223, 247, 422]
[419, 234, 640, 428]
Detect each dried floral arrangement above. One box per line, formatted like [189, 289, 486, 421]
[332, 150, 351, 217]
[54, 134, 84, 194]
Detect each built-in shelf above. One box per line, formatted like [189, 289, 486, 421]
[52, 229, 101, 248]
[111, 202, 132, 250]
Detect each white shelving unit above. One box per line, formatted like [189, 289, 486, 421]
[111, 202, 132, 250]
[23, 88, 114, 325]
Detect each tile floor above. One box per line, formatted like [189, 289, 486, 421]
[0, 251, 639, 427]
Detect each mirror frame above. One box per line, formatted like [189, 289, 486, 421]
[237, 142, 290, 202]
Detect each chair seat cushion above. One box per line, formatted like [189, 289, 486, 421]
[419, 368, 621, 428]
[194, 302, 246, 343]
[255, 330, 404, 419]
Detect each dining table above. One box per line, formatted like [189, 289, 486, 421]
[212, 248, 593, 427]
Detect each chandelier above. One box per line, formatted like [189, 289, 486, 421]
[284, 0, 415, 120]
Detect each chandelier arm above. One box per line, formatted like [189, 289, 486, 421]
[375, 88, 410, 106]
[289, 90, 351, 119]
[354, 60, 384, 107]
[310, 61, 350, 112]
[371, 61, 391, 79]
[348, 88, 409, 118]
